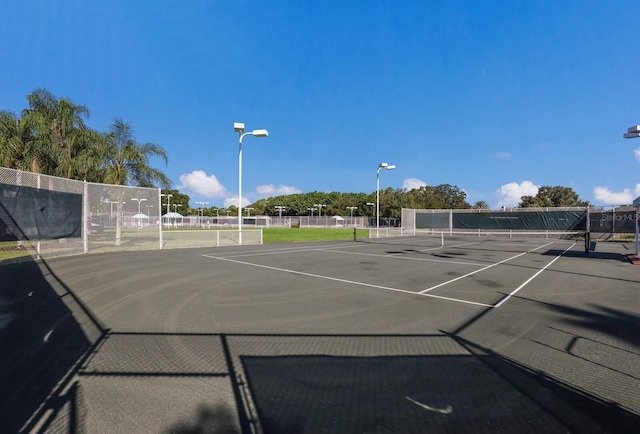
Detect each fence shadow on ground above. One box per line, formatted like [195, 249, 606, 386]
[64, 331, 640, 434]
[4, 254, 640, 433]
[0, 256, 108, 433]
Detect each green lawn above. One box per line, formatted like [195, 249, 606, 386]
[263, 227, 369, 243]
[0, 228, 371, 262]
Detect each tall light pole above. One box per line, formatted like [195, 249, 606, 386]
[347, 206, 357, 226]
[245, 207, 254, 216]
[108, 201, 120, 224]
[366, 202, 375, 227]
[131, 198, 147, 228]
[376, 162, 396, 238]
[275, 206, 286, 218]
[131, 198, 147, 215]
[196, 201, 208, 228]
[623, 125, 640, 255]
[315, 204, 326, 217]
[146, 204, 153, 227]
[161, 193, 172, 215]
[235, 122, 269, 245]
[171, 204, 182, 227]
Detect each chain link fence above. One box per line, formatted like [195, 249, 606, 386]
[396, 207, 591, 240]
[0, 167, 262, 263]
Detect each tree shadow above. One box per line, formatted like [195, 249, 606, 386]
[544, 301, 640, 349]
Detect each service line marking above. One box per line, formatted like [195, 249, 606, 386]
[202, 254, 493, 307]
[419, 241, 554, 294]
[319, 248, 483, 267]
[213, 242, 368, 259]
[493, 242, 576, 308]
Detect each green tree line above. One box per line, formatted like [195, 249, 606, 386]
[241, 184, 475, 219]
[180, 185, 479, 219]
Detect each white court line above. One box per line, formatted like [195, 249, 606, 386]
[418, 241, 554, 294]
[492, 242, 576, 308]
[202, 254, 493, 307]
[319, 248, 483, 267]
[213, 242, 368, 259]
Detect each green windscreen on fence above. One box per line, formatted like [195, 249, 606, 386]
[0, 183, 82, 241]
[415, 212, 449, 229]
[414, 210, 587, 231]
[453, 210, 586, 231]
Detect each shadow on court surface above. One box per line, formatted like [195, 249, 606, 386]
[3, 243, 640, 433]
[240, 336, 639, 434]
[0, 257, 107, 433]
[52, 330, 640, 434]
[514, 295, 640, 350]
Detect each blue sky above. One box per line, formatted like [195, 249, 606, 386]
[2, 0, 640, 209]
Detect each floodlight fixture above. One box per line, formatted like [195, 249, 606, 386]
[376, 161, 396, 237]
[624, 125, 640, 138]
[236, 122, 269, 244]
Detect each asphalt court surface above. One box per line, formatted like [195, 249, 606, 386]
[202, 236, 584, 308]
[22, 235, 640, 433]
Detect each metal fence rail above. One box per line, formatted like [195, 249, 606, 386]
[0, 167, 263, 263]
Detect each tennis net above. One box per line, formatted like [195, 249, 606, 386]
[363, 229, 589, 254]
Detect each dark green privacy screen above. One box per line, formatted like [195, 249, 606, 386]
[454, 211, 586, 231]
[416, 210, 587, 231]
[415, 212, 449, 229]
[0, 183, 82, 241]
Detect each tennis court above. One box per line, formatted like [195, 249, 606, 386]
[203, 233, 586, 308]
[8, 234, 640, 433]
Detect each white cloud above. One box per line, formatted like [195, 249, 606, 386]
[402, 178, 427, 190]
[635, 147, 640, 163]
[177, 170, 227, 198]
[256, 184, 302, 197]
[496, 180, 540, 208]
[593, 184, 640, 205]
[496, 151, 511, 159]
[223, 195, 251, 208]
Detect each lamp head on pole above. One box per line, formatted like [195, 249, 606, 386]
[378, 162, 396, 172]
[624, 125, 640, 138]
[234, 122, 245, 133]
[252, 129, 269, 137]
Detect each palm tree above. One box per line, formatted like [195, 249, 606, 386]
[0, 110, 51, 174]
[472, 200, 490, 209]
[23, 88, 94, 179]
[100, 117, 171, 245]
